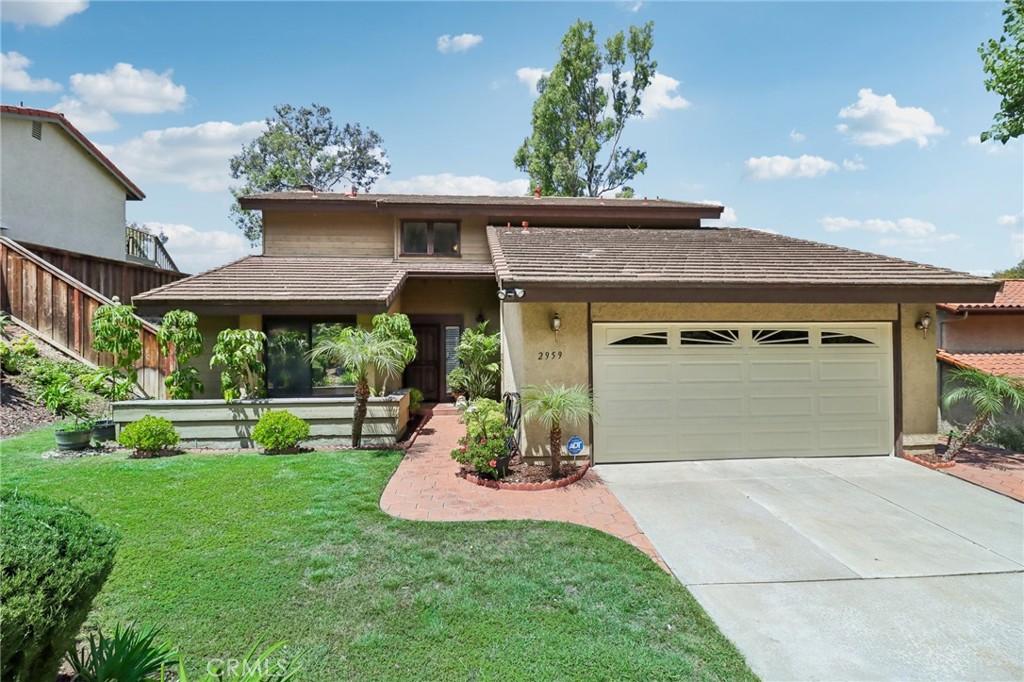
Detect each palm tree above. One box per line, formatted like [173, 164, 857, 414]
[942, 367, 1024, 461]
[521, 382, 598, 477]
[308, 326, 408, 446]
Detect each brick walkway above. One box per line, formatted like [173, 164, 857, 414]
[939, 438, 1024, 502]
[380, 409, 668, 571]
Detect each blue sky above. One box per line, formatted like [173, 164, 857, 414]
[2, 1, 1021, 275]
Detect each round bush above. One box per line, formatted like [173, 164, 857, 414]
[1, 489, 119, 682]
[251, 410, 311, 453]
[117, 415, 180, 457]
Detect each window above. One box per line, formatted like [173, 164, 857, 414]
[265, 317, 356, 397]
[753, 329, 809, 345]
[609, 331, 668, 346]
[821, 331, 874, 345]
[401, 221, 460, 256]
[680, 329, 740, 346]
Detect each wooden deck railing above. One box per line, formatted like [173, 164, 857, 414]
[0, 236, 168, 398]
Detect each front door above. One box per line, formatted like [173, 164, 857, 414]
[406, 324, 441, 401]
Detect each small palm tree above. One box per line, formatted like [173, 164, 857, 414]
[942, 368, 1024, 461]
[308, 326, 408, 446]
[522, 382, 597, 477]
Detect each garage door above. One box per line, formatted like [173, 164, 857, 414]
[592, 323, 893, 463]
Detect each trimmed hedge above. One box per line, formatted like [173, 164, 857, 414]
[251, 410, 310, 453]
[0, 489, 119, 682]
[118, 415, 180, 457]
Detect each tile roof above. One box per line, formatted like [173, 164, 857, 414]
[939, 280, 1024, 312]
[1, 105, 145, 200]
[242, 192, 719, 211]
[487, 226, 999, 292]
[133, 256, 495, 308]
[937, 350, 1024, 378]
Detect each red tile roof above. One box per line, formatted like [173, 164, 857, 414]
[939, 280, 1024, 313]
[486, 225, 1000, 302]
[937, 350, 1024, 378]
[1, 105, 145, 200]
[133, 255, 495, 310]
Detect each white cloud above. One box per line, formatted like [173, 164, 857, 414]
[376, 173, 529, 196]
[1, 0, 87, 27]
[1, 51, 60, 92]
[70, 63, 186, 114]
[879, 233, 958, 247]
[820, 214, 958, 251]
[700, 199, 738, 226]
[100, 120, 266, 192]
[964, 134, 1021, 155]
[837, 88, 945, 147]
[997, 212, 1023, 228]
[842, 155, 867, 172]
[789, 129, 805, 143]
[618, 1, 645, 12]
[968, 268, 995, 277]
[745, 154, 838, 180]
[437, 33, 483, 54]
[142, 222, 257, 274]
[50, 95, 118, 132]
[515, 67, 549, 96]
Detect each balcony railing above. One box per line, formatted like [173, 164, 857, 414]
[126, 224, 179, 272]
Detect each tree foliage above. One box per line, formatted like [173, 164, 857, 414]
[514, 20, 656, 197]
[942, 367, 1024, 460]
[993, 258, 1024, 279]
[522, 382, 597, 477]
[210, 329, 267, 401]
[229, 103, 391, 244]
[980, 0, 1024, 143]
[157, 309, 205, 399]
[446, 321, 501, 400]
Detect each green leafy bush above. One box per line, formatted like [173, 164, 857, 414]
[66, 623, 175, 682]
[0, 490, 119, 682]
[210, 328, 267, 401]
[251, 410, 310, 453]
[35, 374, 89, 421]
[446, 322, 500, 400]
[981, 423, 1024, 453]
[117, 415, 180, 457]
[451, 398, 512, 479]
[157, 309, 205, 400]
[11, 334, 37, 358]
[407, 387, 424, 414]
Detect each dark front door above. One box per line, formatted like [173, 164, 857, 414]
[406, 324, 441, 401]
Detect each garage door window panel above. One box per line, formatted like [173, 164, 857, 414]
[753, 329, 810, 345]
[680, 329, 740, 345]
[821, 331, 874, 345]
[609, 331, 668, 346]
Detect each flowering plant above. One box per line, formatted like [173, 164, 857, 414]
[451, 398, 513, 479]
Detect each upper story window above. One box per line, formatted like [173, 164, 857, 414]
[401, 221, 460, 257]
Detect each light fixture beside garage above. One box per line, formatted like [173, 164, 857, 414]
[497, 287, 525, 301]
[915, 313, 932, 335]
[550, 312, 561, 334]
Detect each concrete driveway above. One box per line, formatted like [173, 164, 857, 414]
[597, 456, 1024, 681]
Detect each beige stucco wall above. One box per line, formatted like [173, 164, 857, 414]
[399, 278, 499, 329]
[0, 117, 128, 261]
[503, 301, 938, 460]
[194, 314, 239, 397]
[262, 211, 492, 262]
[939, 314, 1024, 353]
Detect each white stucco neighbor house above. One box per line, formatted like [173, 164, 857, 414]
[0, 104, 146, 263]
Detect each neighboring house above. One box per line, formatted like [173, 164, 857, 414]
[133, 191, 999, 462]
[0, 105, 181, 298]
[937, 279, 1024, 427]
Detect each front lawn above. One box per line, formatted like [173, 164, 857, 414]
[1, 428, 755, 681]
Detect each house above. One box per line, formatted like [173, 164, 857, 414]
[132, 191, 999, 461]
[937, 279, 1023, 427]
[0, 105, 181, 298]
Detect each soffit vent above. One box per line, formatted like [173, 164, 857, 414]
[31, 121, 42, 140]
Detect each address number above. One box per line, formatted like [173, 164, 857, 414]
[538, 351, 563, 360]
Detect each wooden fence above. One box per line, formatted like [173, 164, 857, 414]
[18, 240, 185, 304]
[0, 236, 168, 397]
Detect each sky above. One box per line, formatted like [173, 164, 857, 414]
[1, 0, 1021, 276]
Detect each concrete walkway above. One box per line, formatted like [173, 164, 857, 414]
[380, 410, 667, 570]
[600, 456, 1024, 682]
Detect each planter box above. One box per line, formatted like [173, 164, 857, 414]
[112, 390, 411, 449]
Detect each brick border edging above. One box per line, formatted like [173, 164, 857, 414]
[458, 462, 592, 491]
[903, 453, 957, 469]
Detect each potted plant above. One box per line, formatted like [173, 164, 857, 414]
[89, 300, 144, 440]
[36, 378, 93, 450]
[83, 366, 133, 442]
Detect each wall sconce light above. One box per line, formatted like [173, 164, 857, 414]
[496, 288, 525, 301]
[551, 312, 561, 334]
[914, 312, 932, 335]
[476, 311, 486, 324]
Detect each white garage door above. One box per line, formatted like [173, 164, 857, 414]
[592, 323, 893, 463]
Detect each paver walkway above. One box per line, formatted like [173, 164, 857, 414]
[939, 438, 1024, 502]
[380, 409, 667, 570]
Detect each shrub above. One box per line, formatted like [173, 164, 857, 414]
[35, 374, 89, 421]
[408, 387, 424, 414]
[446, 322, 500, 400]
[251, 410, 310, 453]
[0, 490, 119, 682]
[117, 415, 180, 457]
[210, 328, 267, 401]
[0, 343, 12, 373]
[157, 309, 205, 400]
[451, 398, 512, 479]
[981, 423, 1024, 453]
[66, 623, 176, 682]
[11, 334, 37, 358]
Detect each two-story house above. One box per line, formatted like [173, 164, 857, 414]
[133, 190, 998, 463]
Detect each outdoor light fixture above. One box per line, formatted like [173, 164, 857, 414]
[915, 312, 932, 335]
[551, 312, 561, 334]
[497, 288, 525, 301]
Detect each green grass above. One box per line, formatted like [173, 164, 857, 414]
[1, 427, 756, 681]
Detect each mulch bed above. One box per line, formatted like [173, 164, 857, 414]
[459, 454, 591, 491]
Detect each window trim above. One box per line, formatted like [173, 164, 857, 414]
[400, 219, 462, 258]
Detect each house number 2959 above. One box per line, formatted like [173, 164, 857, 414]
[538, 351, 563, 360]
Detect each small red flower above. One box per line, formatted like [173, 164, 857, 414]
[489, 459, 497, 467]
[480, 438, 487, 444]
[460, 446, 467, 453]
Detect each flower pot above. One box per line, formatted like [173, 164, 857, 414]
[92, 419, 116, 442]
[55, 429, 92, 451]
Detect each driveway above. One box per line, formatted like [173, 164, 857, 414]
[597, 456, 1024, 681]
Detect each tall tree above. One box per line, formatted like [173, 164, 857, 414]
[980, 0, 1024, 143]
[993, 258, 1024, 279]
[514, 20, 656, 197]
[229, 103, 390, 244]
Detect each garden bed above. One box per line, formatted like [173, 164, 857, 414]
[459, 454, 591, 490]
